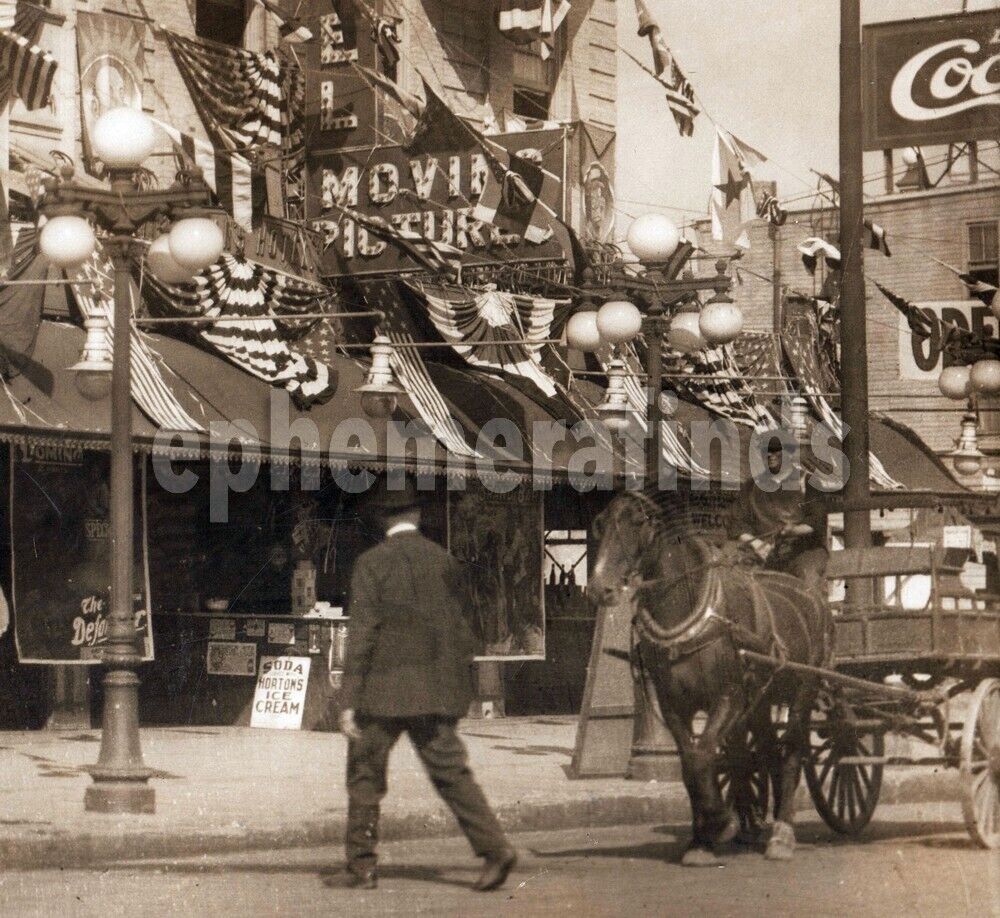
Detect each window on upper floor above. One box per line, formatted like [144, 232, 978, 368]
[512, 88, 551, 122]
[968, 221, 999, 291]
[196, 0, 247, 47]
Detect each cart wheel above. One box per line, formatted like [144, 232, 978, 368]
[804, 700, 884, 836]
[718, 727, 771, 838]
[960, 678, 1000, 849]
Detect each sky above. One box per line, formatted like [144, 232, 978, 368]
[615, 0, 999, 234]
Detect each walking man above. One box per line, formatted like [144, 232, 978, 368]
[335, 475, 517, 891]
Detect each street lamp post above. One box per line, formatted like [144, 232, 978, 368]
[576, 215, 736, 780]
[39, 107, 224, 814]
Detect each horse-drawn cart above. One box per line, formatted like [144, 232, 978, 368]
[743, 544, 1000, 849]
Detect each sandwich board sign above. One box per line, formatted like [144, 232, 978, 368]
[251, 656, 312, 730]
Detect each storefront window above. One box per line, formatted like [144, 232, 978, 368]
[968, 220, 999, 290]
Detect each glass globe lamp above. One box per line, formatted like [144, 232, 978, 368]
[626, 214, 680, 264]
[565, 311, 602, 352]
[168, 217, 225, 272]
[596, 300, 642, 345]
[666, 302, 705, 353]
[90, 107, 157, 170]
[356, 335, 404, 419]
[937, 365, 971, 401]
[970, 359, 1000, 395]
[147, 233, 196, 285]
[39, 215, 96, 269]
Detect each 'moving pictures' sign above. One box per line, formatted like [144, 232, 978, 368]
[898, 299, 998, 381]
[863, 11, 1000, 150]
[307, 128, 566, 277]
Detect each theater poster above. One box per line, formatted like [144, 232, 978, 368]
[10, 444, 153, 664]
[447, 483, 544, 661]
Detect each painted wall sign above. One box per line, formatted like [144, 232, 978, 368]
[10, 447, 153, 664]
[251, 655, 311, 729]
[897, 299, 998, 380]
[863, 11, 1000, 150]
[307, 129, 566, 277]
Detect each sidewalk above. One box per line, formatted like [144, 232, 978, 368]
[0, 717, 959, 869]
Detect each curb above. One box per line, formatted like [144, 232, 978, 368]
[0, 768, 962, 870]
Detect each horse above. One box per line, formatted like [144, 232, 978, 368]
[587, 491, 832, 865]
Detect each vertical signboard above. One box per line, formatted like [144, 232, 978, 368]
[863, 11, 1000, 150]
[302, 0, 378, 152]
[10, 445, 153, 664]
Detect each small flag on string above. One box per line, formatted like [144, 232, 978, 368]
[496, 1, 571, 61]
[930, 255, 998, 306]
[473, 141, 559, 245]
[798, 237, 842, 274]
[864, 219, 891, 257]
[756, 191, 787, 226]
[406, 78, 479, 155]
[252, 0, 312, 43]
[633, 0, 698, 136]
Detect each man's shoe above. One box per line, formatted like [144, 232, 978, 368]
[325, 868, 377, 889]
[473, 848, 517, 891]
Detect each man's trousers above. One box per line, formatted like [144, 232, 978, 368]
[345, 715, 508, 872]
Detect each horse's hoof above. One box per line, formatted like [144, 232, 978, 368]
[765, 821, 796, 861]
[681, 846, 721, 867]
[710, 812, 740, 847]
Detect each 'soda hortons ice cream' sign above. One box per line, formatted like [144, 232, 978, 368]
[863, 10, 1000, 150]
[10, 445, 152, 664]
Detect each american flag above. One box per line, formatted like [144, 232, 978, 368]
[363, 280, 481, 458]
[755, 191, 787, 226]
[355, 0, 401, 75]
[733, 332, 791, 396]
[473, 140, 559, 245]
[663, 340, 776, 433]
[252, 0, 312, 43]
[782, 310, 902, 490]
[330, 204, 463, 280]
[0, 11, 56, 112]
[633, 0, 699, 136]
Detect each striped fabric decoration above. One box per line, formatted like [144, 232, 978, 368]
[598, 342, 710, 478]
[364, 281, 481, 459]
[782, 310, 902, 490]
[143, 254, 337, 410]
[0, 27, 56, 111]
[407, 280, 559, 397]
[68, 247, 206, 434]
[164, 30, 298, 154]
[663, 340, 776, 433]
[151, 117, 260, 233]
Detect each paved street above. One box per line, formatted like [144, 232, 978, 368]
[0, 803, 995, 918]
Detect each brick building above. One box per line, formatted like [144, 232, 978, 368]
[694, 168, 1000, 472]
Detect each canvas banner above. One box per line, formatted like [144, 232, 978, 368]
[11, 445, 153, 664]
[76, 11, 146, 176]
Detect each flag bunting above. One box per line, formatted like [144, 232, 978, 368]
[0, 4, 56, 112]
[142, 253, 337, 410]
[406, 279, 560, 397]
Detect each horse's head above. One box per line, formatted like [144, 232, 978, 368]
[588, 492, 664, 606]
[589, 492, 714, 627]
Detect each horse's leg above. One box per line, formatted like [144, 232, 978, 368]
[766, 677, 819, 861]
[695, 693, 744, 845]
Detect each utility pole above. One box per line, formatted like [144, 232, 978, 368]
[839, 0, 873, 602]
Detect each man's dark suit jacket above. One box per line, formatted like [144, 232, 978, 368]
[341, 530, 476, 718]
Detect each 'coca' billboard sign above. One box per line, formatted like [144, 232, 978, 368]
[863, 10, 1000, 151]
